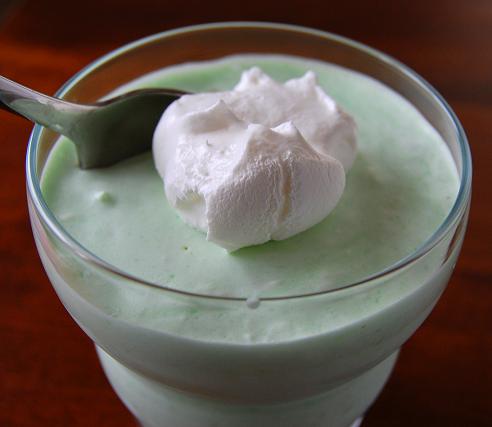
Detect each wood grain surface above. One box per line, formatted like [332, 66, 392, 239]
[0, 1, 490, 426]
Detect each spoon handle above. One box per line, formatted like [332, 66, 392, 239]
[0, 75, 88, 133]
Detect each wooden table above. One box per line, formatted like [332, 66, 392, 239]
[1, 1, 490, 425]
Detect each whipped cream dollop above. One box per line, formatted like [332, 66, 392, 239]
[153, 67, 357, 251]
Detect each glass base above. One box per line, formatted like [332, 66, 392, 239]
[98, 345, 394, 427]
[136, 417, 364, 427]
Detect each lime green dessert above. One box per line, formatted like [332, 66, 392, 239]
[41, 55, 458, 301]
[37, 54, 461, 427]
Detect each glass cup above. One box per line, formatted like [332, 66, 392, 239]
[26, 23, 471, 427]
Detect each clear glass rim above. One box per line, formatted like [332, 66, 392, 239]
[26, 21, 472, 302]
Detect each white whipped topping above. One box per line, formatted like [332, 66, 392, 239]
[153, 67, 357, 251]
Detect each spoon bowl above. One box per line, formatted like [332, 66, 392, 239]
[0, 76, 185, 168]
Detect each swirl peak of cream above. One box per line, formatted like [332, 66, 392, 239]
[153, 68, 357, 251]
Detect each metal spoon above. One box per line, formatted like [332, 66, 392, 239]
[0, 75, 186, 168]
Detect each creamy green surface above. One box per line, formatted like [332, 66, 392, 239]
[41, 55, 459, 299]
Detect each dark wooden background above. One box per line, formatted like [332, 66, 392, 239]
[0, 0, 490, 426]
